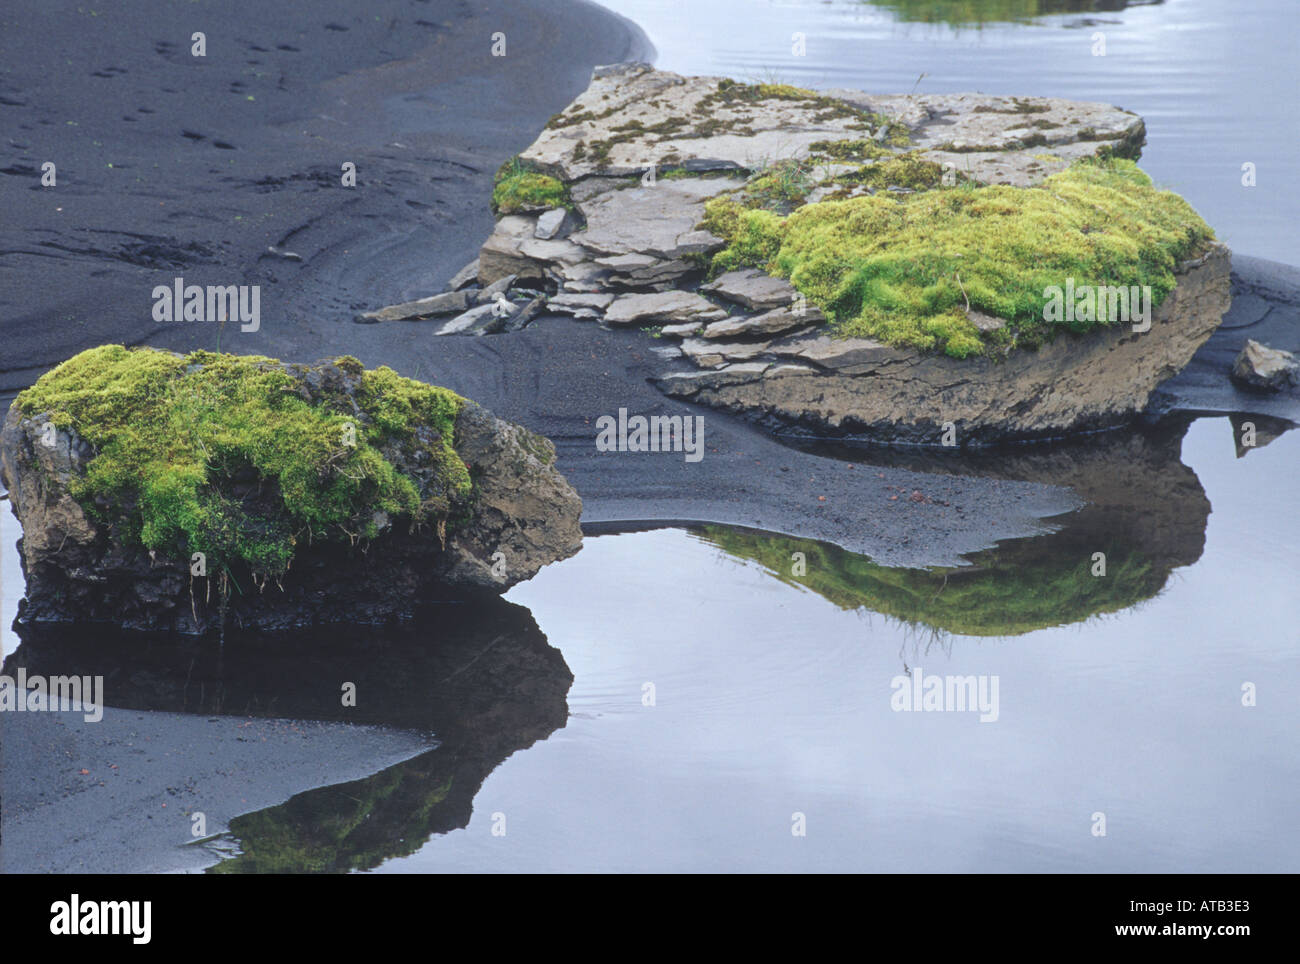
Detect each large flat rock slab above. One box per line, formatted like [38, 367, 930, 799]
[523, 64, 1144, 188]
[604, 290, 729, 327]
[523, 63, 900, 180]
[573, 177, 740, 258]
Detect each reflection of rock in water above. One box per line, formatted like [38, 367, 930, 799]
[696, 418, 1215, 637]
[6, 598, 572, 872]
[867, 0, 1161, 27]
[1229, 413, 1297, 459]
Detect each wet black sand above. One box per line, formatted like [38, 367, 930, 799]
[0, 708, 434, 873]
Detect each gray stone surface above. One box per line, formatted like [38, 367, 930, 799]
[572, 177, 738, 259]
[534, 208, 571, 240]
[594, 252, 692, 287]
[448, 257, 480, 290]
[437, 302, 503, 335]
[702, 307, 819, 340]
[661, 321, 706, 338]
[767, 334, 911, 375]
[547, 292, 614, 320]
[680, 337, 772, 368]
[522, 65, 1142, 187]
[604, 291, 728, 327]
[702, 269, 800, 311]
[1230, 338, 1300, 392]
[521, 64, 893, 180]
[356, 288, 474, 323]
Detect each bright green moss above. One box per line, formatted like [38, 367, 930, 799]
[833, 151, 955, 191]
[17, 346, 471, 578]
[869, 0, 1102, 27]
[693, 524, 1165, 638]
[808, 138, 896, 163]
[754, 82, 818, 99]
[741, 158, 817, 211]
[491, 157, 570, 214]
[702, 157, 1214, 358]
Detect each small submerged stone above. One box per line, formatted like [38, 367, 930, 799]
[1230, 339, 1300, 393]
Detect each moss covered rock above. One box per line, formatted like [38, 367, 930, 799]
[442, 65, 1229, 444]
[1, 347, 583, 633]
[703, 157, 1215, 358]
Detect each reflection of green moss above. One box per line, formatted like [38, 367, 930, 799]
[17, 347, 470, 578]
[210, 755, 454, 874]
[868, 0, 1123, 27]
[693, 523, 1166, 637]
[702, 158, 1213, 358]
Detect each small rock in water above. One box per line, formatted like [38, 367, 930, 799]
[1230, 339, 1300, 393]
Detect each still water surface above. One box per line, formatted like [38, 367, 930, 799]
[357, 417, 1297, 872]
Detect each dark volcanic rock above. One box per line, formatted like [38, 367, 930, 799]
[0, 352, 583, 634]
[1230, 338, 1300, 393]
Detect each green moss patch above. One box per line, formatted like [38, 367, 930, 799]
[808, 138, 896, 163]
[702, 157, 1214, 358]
[870, 0, 1103, 27]
[739, 158, 818, 212]
[831, 151, 958, 192]
[491, 157, 570, 214]
[17, 346, 472, 578]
